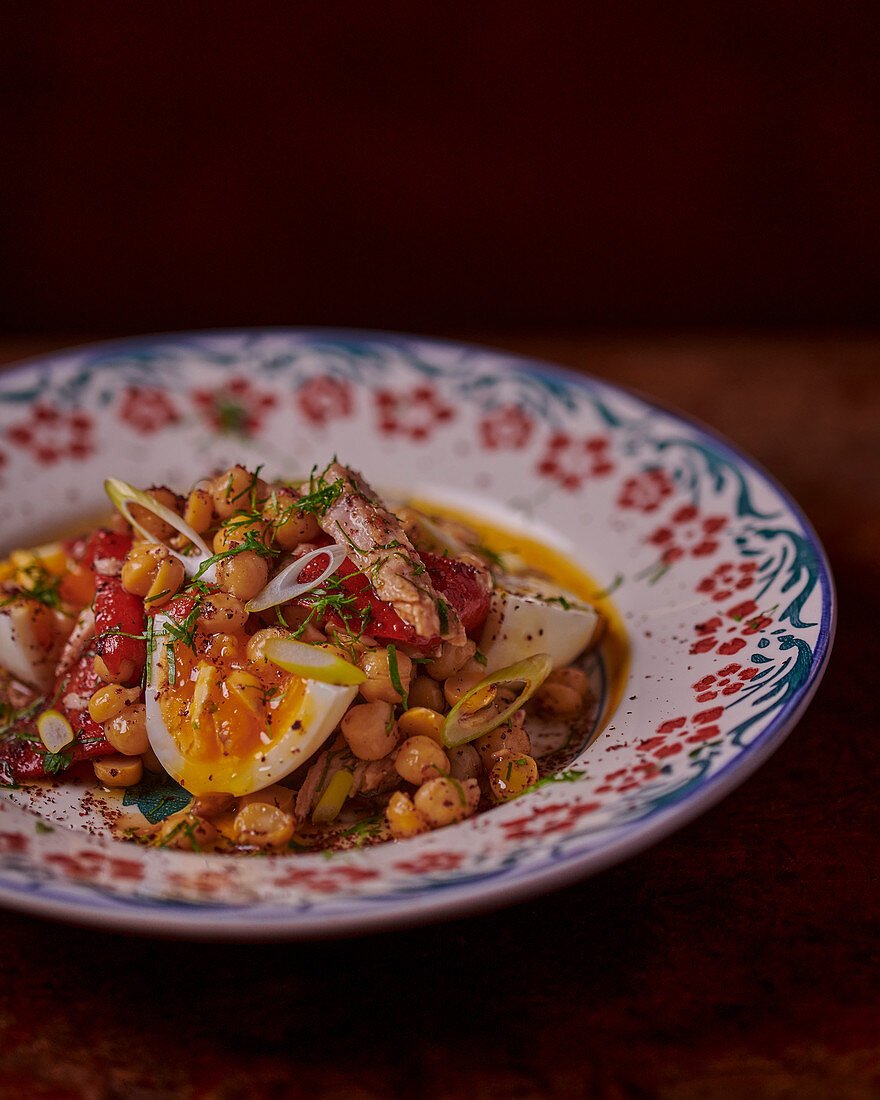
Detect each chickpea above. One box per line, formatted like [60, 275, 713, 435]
[191, 792, 235, 819]
[196, 592, 248, 634]
[533, 666, 591, 717]
[245, 627, 292, 666]
[443, 659, 488, 708]
[426, 639, 476, 682]
[487, 750, 539, 802]
[270, 602, 324, 641]
[233, 801, 295, 848]
[211, 466, 267, 520]
[93, 754, 143, 788]
[326, 627, 377, 656]
[397, 706, 445, 743]
[238, 784, 295, 814]
[413, 776, 478, 828]
[473, 720, 531, 770]
[215, 550, 269, 602]
[141, 745, 164, 774]
[408, 674, 446, 712]
[182, 487, 215, 534]
[93, 654, 138, 685]
[263, 490, 320, 549]
[341, 700, 399, 761]
[153, 811, 217, 851]
[394, 735, 449, 786]
[385, 790, 429, 839]
[212, 516, 268, 555]
[103, 702, 149, 756]
[88, 683, 140, 724]
[357, 648, 412, 705]
[121, 543, 185, 607]
[205, 632, 240, 660]
[447, 742, 481, 783]
[128, 486, 180, 542]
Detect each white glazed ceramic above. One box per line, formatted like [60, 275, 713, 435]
[0, 331, 834, 938]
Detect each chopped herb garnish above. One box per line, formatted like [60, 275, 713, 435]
[1, 563, 70, 615]
[543, 594, 571, 610]
[154, 816, 202, 852]
[436, 597, 449, 635]
[293, 463, 344, 518]
[341, 815, 384, 846]
[192, 530, 277, 582]
[522, 769, 586, 794]
[470, 542, 505, 569]
[334, 521, 368, 554]
[386, 643, 408, 708]
[42, 750, 73, 775]
[593, 573, 624, 600]
[0, 698, 43, 740]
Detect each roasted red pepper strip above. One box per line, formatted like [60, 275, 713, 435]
[0, 528, 138, 783]
[297, 549, 490, 649]
[422, 553, 491, 635]
[66, 527, 133, 573]
[160, 595, 199, 624]
[60, 527, 135, 607]
[92, 575, 146, 684]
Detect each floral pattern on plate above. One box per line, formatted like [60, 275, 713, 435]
[0, 331, 834, 938]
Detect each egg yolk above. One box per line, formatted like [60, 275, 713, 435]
[154, 629, 306, 790]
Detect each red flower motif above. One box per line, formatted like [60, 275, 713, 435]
[690, 599, 774, 656]
[0, 830, 28, 854]
[696, 559, 760, 601]
[118, 387, 179, 434]
[536, 432, 615, 491]
[6, 403, 94, 465]
[617, 468, 675, 513]
[648, 505, 726, 564]
[638, 706, 726, 757]
[478, 404, 535, 450]
[501, 800, 600, 840]
[393, 851, 464, 874]
[192, 378, 277, 436]
[270, 863, 378, 893]
[595, 760, 662, 795]
[373, 385, 455, 441]
[692, 662, 760, 703]
[296, 375, 355, 427]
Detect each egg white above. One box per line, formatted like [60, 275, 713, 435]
[478, 574, 601, 673]
[0, 601, 67, 692]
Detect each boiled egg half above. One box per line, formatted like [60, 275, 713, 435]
[478, 573, 602, 673]
[0, 597, 69, 692]
[145, 614, 357, 797]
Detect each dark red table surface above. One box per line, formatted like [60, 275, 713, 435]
[0, 333, 876, 1099]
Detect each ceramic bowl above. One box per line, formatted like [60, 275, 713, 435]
[0, 331, 834, 938]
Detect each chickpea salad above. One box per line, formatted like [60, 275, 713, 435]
[0, 461, 606, 854]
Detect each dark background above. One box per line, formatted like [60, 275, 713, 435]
[2, 1, 879, 336]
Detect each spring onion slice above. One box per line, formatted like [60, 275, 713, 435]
[312, 769, 354, 824]
[104, 478, 216, 582]
[245, 543, 348, 612]
[265, 635, 366, 685]
[37, 709, 74, 753]
[441, 653, 553, 748]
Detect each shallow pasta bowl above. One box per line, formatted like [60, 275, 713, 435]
[0, 330, 835, 938]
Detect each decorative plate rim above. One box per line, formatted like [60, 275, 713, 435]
[0, 328, 836, 939]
